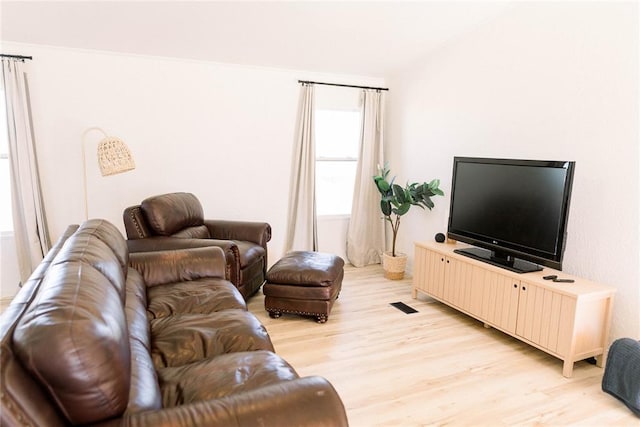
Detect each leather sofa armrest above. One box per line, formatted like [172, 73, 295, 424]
[204, 220, 272, 247]
[127, 237, 237, 254]
[95, 376, 348, 427]
[127, 237, 240, 284]
[128, 247, 227, 288]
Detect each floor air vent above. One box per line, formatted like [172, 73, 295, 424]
[390, 302, 418, 314]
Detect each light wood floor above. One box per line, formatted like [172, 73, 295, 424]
[247, 264, 637, 426]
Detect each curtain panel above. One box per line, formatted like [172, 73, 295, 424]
[2, 58, 50, 283]
[346, 90, 385, 267]
[284, 83, 317, 253]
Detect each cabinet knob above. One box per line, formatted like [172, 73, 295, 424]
[513, 284, 518, 288]
[522, 286, 527, 291]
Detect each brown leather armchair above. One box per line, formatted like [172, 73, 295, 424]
[123, 192, 271, 299]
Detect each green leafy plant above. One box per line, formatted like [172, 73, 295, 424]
[373, 163, 444, 257]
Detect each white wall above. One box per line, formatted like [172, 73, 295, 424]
[0, 232, 21, 299]
[386, 2, 639, 341]
[1, 42, 384, 272]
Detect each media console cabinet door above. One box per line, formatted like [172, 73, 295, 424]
[413, 245, 446, 299]
[516, 281, 573, 356]
[442, 257, 475, 313]
[472, 270, 520, 334]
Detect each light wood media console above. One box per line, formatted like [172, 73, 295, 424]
[413, 241, 616, 377]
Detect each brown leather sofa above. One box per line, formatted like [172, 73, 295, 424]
[123, 192, 271, 300]
[0, 219, 348, 427]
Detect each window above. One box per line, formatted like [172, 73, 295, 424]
[0, 88, 12, 232]
[315, 109, 361, 216]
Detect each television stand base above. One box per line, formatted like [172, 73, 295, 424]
[453, 247, 542, 273]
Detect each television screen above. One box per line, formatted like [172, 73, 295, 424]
[447, 157, 575, 272]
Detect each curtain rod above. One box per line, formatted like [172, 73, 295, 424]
[0, 54, 33, 61]
[298, 80, 389, 91]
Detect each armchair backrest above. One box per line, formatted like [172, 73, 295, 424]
[124, 192, 211, 239]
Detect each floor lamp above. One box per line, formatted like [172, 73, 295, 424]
[82, 127, 136, 220]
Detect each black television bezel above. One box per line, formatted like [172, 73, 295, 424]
[446, 156, 575, 273]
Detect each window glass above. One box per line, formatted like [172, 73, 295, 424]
[316, 161, 357, 216]
[315, 109, 361, 216]
[315, 110, 360, 159]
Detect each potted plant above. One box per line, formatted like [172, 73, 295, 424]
[373, 163, 444, 279]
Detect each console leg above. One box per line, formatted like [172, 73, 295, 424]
[562, 359, 574, 378]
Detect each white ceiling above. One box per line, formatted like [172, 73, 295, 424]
[1, 1, 512, 77]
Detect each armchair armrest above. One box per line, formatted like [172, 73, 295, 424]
[95, 376, 348, 427]
[204, 220, 272, 247]
[128, 247, 227, 288]
[123, 205, 151, 239]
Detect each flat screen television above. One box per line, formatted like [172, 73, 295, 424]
[447, 157, 575, 273]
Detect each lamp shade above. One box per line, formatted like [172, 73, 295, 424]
[97, 136, 135, 176]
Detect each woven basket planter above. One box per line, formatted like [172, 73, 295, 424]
[382, 252, 407, 280]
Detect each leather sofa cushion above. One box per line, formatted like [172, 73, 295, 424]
[158, 351, 299, 405]
[77, 219, 130, 271]
[150, 312, 274, 368]
[146, 278, 246, 319]
[54, 232, 126, 299]
[125, 268, 162, 413]
[13, 261, 130, 425]
[141, 192, 206, 236]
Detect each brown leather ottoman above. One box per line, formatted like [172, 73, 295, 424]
[264, 251, 344, 323]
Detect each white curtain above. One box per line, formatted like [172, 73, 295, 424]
[284, 83, 317, 253]
[2, 58, 50, 283]
[346, 89, 385, 267]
